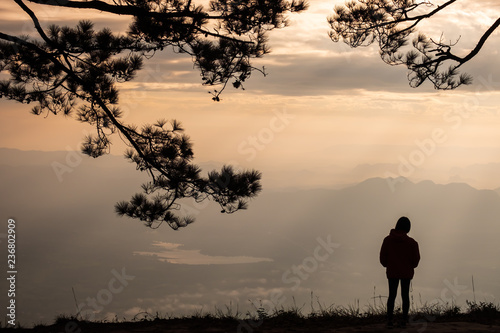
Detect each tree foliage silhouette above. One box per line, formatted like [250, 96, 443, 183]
[328, 0, 500, 90]
[0, 0, 307, 229]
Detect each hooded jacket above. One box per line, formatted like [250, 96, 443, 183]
[380, 229, 420, 279]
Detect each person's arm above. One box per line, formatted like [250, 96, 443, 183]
[413, 241, 420, 268]
[380, 239, 388, 267]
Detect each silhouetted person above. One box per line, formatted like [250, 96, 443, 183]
[380, 216, 420, 328]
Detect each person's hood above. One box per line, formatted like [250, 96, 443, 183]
[389, 228, 409, 240]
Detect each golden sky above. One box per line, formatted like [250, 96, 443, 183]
[1, 0, 500, 188]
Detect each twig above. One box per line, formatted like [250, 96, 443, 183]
[72, 287, 80, 319]
[472, 275, 476, 304]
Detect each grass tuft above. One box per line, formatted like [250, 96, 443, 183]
[4, 298, 500, 331]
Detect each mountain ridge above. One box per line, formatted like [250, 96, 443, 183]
[3, 147, 500, 192]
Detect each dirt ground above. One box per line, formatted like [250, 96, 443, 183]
[105, 321, 500, 333]
[329, 321, 500, 333]
[100, 321, 500, 332]
[5, 319, 500, 332]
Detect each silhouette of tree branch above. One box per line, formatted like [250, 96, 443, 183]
[328, 0, 499, 89]
[0, 0, 304, 229]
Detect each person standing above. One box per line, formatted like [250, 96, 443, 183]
[380, 216, 420, 328]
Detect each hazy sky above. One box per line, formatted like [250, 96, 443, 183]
[1, 0, 500, 188]
[1, 0, 500, 327]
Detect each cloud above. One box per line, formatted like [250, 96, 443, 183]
[2, 0, 499, 102]
[134, 241, 274, 265]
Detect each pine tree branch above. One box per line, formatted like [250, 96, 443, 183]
[15, 0, 56, 48]
[26, 0, 226, 20]
[372, 0, 457, 31]
[400, 0, 456, 25]
[461, 17, 500, 63]
[388, 1, 457, 38]
[0, 31, 159, 178]
[413, 17, 500, 69]
[24, 0, 264, 45]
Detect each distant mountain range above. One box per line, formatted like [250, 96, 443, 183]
[3, 147, 500, 191]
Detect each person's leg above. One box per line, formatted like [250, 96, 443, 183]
[387, 278, 399, 325]
[400, 278, 411, 324]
